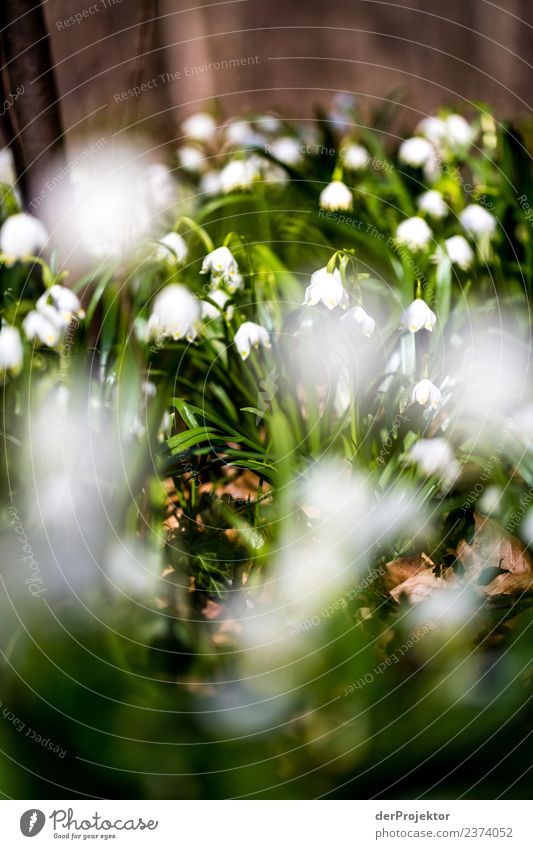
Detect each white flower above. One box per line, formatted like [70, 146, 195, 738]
[23, 309, 63, 347]
[257, 115, 282, 134]
[36, 285, 84, 325]
[417, 190, 448, 219]
[201, 246, 239, 283]
[177, 145, 205, 173]
[234, 321, 271, 360]
[181, 112, 217, 142]
[416, 117, 448, 146]
[341, 305, 376, 336]
[395, 216, 433, 250]
[412, 379, 442, 407]
[201, 289, 233, 320]
[459, 204, 497, 238]
[0, 325, 22, 375]
[400, 298, 437, 333]
[270, 137, 302, 166]
[445, 114, 475, 151]
[154, 232, 187, 264]
[200, 171, 222, 196]
[0, 213, 48, 264]
[0, 147, 15, 185]
[147, 284, 200, 343]
[224, 121, 253, 145]
[434, 235, 474, 270]
[342, 144, 369, 171]
[319, 181, 353, 211]
[303, 267, 348, 310]
[409, 438, 459, 482]
[398, 137, 436, 169]
[219, 159, 258, 192]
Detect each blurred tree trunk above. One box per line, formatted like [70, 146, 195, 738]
[0, 0, 64, 208]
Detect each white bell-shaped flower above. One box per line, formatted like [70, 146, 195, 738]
[219, 159, 258, 193]
[0, 213, 48, 264]
[342, 144, 369, 171]
[416, 117, 448, 146]
[412, 378, 442, 407]
[341, 305, 376, 337]
[417, 190, 448, 220]
[319, 180, 353, 211]
[303, 267, 348, 310]
[459, 204, 497, 238]
[177, 145, 205, 173]
[234, 321, 271, 360]
[434, 235, 474, 270]
[181, 112, 217, 142]
[395, 216, 433, 250]
[445, 114, 475, 151]
[0, 324, 23, 376]
[23, 309, 63, 348]
[154, 232, 187, 264]
[270, 137, 302, 166]
[147, 284, 200, 343]
[201, 246, 239, 282]
[398, 137, 436, 168]
[201, 289, 233, 321]
[36, 285, 84, 326]
[400, 298, 437, 333]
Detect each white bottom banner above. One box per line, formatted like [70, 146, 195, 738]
[0, 800, 530, 847]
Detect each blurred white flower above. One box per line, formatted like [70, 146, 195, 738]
[434, 235, 474, 270]
[409, 438, 459, 482]
[177, 145, 205, 173]
[154, 231, 187, 264]
[459, 204, 496, 238]
[319, 180, 353, 211]
[445, 114, 475, 151]
[36, 285, 84, 325]
[270, 137, 302, 166]
[395, 216, 433, 250]
[304, 267, 348, 310]
[219, 158, 258, 192]
[417, 190, 448, 219]
[201, 289, 233, 320]
[341, 304, 376, 336]
[400, 298, 437, 333]
[234, 321, 271, 360]
[147, 284, 200, 342]
[342, 143, 369, 171]
[181, 112, 217, 142]
[200, 170, 221, 196]
[398, 137, 436, 169]
[23, 309, 63, 347]
[0, 147, 15, 185]
[0, 324, 22, 376]
[0, 213, 48, 264]
[412, 378, 442, 407]
[224, 120, 253, 145]
[416, 117, 448, 146]
[257, 115, 282, 134]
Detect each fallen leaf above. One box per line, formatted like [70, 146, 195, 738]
[390, 570, 446, 604]
[382, 554, 435, 592]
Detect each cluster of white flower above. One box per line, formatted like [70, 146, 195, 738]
[201, 246, 243, 293]
[23, 285, 84, 348]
